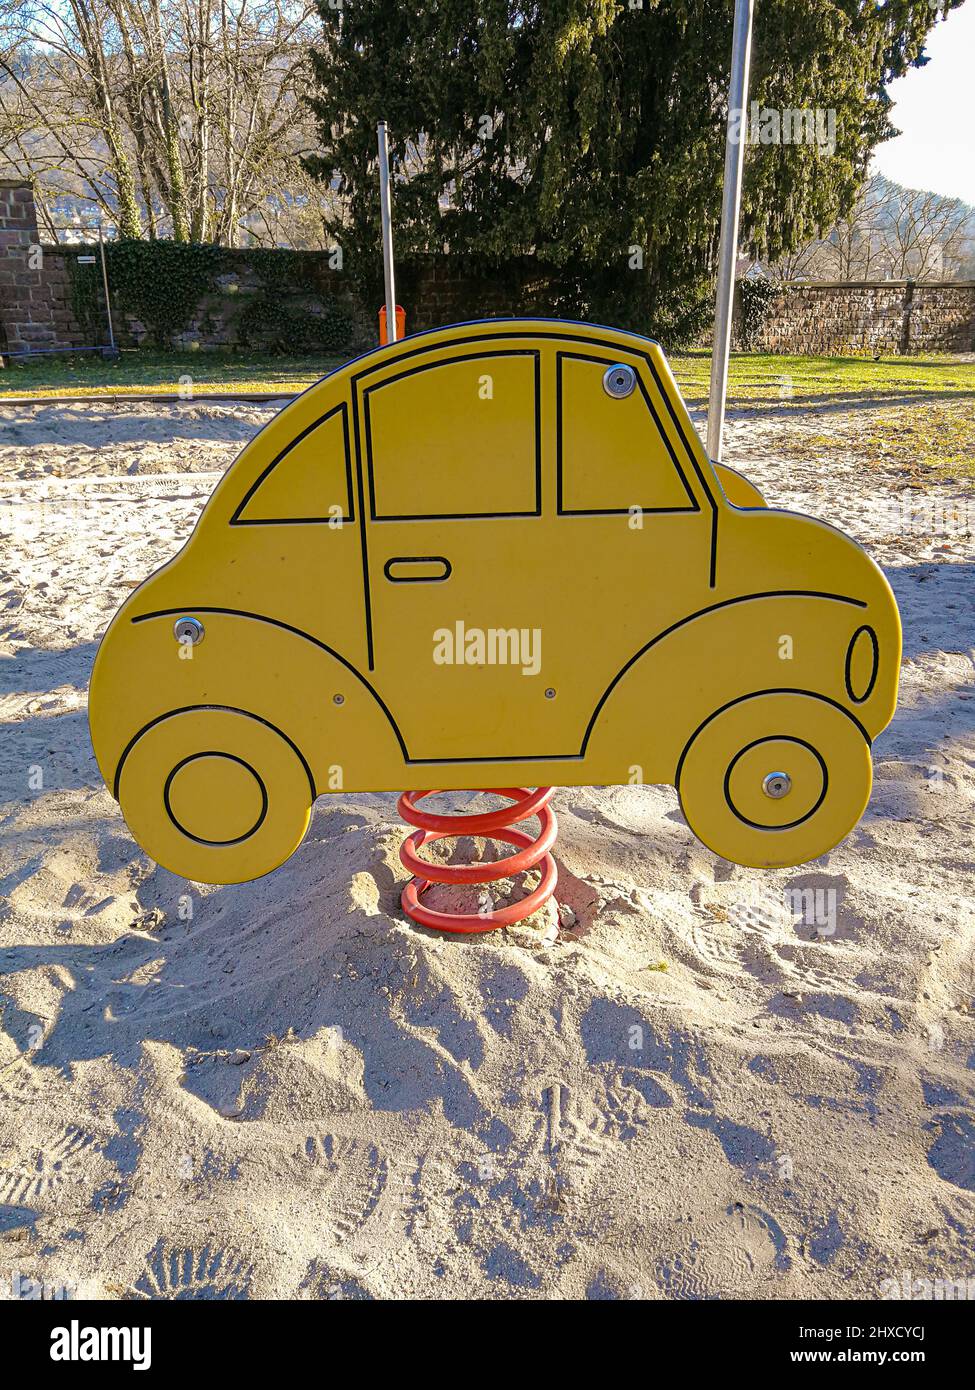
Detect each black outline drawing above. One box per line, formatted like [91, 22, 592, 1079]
[362, 349, 542, 522]
[163, 751, 269, 846]
[230, 402, 353, 526]
[555, 350, 700, 515]
[844, 624, 880, 704]
[382, 556, 453, 583]
[342, 328, 723, 668]
[114, 699, 318, 801]
[722, 734, 829, 831]
[128, 591, 868, 776]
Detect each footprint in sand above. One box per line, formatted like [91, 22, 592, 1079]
[690, 873, 854, 995]
[129, 1239, 253, 1300]
[400, 1152, 432, 1238]
[298, 1257, 375, 1301]
[394, 1149, 457, 1240]
[474, 1085, 623, 1234]
[654, 1202, 790, 1298]
[688, 917, 745, 978]
[0, 1124, 99, 1204]
[0, 1063, 46, 1112]
[550, 1062, 677, 1163]
[296, 1135, 389, 1242]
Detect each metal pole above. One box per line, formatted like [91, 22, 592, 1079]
[706, 0, 754, 462]
[377, 120, 397, 343]
[97, 223, 116, 352]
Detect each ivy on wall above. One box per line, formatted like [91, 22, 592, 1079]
[108, 240, 222, 346]
[66, 251, 103, 344]
[736, 278, 785, 348]
[235, 295, 353, 353]
[67, 240, 355, 353]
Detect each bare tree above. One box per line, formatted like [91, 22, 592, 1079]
[766, 238, 828, 281]
[883, 187, 973, 279]
[816, 178, 896, 281]
[764, 176, 975, 283]
[0, 0, 327, 246]
[0, 3, 137, 234]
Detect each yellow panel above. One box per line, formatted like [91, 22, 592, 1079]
[89, 318, 902, 884]
[167, 753, 266, 843]
[235, 403, 351, 523]
[677, 692, 873, 868]
[714, 462, 766, 508]
[365, 352, 538, 517]
[558, 353, 696, 512]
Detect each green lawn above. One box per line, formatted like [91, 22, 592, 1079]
[671, 349, 975, 409]
[670, 351, 975, 481]
[2, 344, 973, 479]
[0, 349, 346, 398]
[3, 345, 973, 405]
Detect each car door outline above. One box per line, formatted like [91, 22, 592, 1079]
[350, 344, 542, 676]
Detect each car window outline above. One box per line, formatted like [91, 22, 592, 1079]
[361, 349, 542, 521]
[230, 401, 354, 526]
[555, 350, 701, 516]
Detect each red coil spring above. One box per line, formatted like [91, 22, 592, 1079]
[398, 787, 558, 935]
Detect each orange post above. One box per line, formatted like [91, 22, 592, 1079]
[379, 304, 406, 345]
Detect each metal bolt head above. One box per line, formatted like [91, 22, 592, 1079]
[602, 364, 636, 399]
[544, 687, 556, 699]
[333, 693, 345, 705]
[173, 616, 205, 646]
[763, 771, 791, 799]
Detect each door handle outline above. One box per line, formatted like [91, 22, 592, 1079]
[383, 555, 453, 583]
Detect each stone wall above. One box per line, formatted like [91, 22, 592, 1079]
[401, 257, 551, 332]
[10, 242, 549, 358]
[35, 243, 373, 354]
[0, 179, 59, 353]
[734, 280, 975, 355]
[2, 182, 974, 359]
[36, 246, 93, 350]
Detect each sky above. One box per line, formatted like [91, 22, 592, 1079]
[870, 1, 975, 205]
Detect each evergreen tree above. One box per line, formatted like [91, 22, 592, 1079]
[306, 0, 959, 343]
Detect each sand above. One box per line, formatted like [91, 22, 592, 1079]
[0, 396, 972, 1301]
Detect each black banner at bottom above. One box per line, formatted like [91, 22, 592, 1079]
[6, 1296, 966, 1373]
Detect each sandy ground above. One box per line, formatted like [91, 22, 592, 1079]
[0, 396, 972, 1302]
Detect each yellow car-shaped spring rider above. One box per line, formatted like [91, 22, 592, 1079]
[89, 320, 901, 884]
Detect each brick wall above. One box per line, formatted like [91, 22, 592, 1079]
[2, 182, 974, 359]
[0, 180, 558, 358]
[0, 179, 59, 353]
[5, 241, 552, 357]
[733, 280, 975, 355]
[401, 256, 552, 332]
[32, 243, 372, 354]
[39, 246, 93, 349]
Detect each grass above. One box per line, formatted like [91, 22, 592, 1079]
[670, 349, 975, 410]
[0, 348, 346, 398]
[839, 402, 975, 481]
[672, 352, 975, 482]
[674, 353, 975, 482]
[2, 344, 973, 405]
[2, 343, 972, 480]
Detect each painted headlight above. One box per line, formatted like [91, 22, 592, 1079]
[844, 625, 879, 704]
